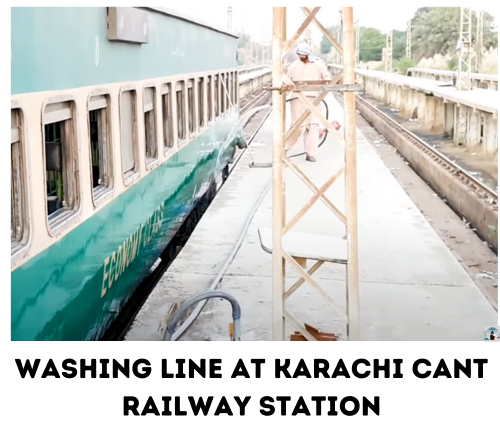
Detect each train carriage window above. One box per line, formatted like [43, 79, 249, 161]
[214, 75, 219, 118]
[162, 83, 174, 149]
[176, 81, 186, 142]
[230, 72, 234, 106]
[43, 100, 79, 224]
[223, 72, 230, 112]
[143, 87, 158, 164]
[219, 74, 225, 115]
[227, 73, 232, 108]
[119, 90, 138, 177]
[207, 76, 213, 122]
[233, 72, 240, 105]
[187, 79, 195, 134]
[220, 73, 227, 114]
[232, 71, 238, 104]
[198, 77, 205, 128]
[11, 108, 27, 254]
[88, 94, 113, 200]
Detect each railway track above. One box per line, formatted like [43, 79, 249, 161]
[240, 89, 270, 115]
[101, 88, 271, 341]
[352, 93, 498, 252]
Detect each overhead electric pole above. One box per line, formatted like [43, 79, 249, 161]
[385, 30, 393, 72]
[475, 10, 484, 73]
[457, 7, 472, 91]
[455, 7, 472, 147]
[227, 7, 232, 32]
[406, 20, 411, 59]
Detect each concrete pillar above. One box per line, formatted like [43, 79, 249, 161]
[433, 98, 445, 133]
[387, 85, 394, 106]
[424, 96, 436, 130]
[400, 88, 409, 117]
[444, 102, 454, 137]
[454, 104, 468, 146]
[406, 90, 418, 120]
[484, 116, 498, 155]
[416, 93, 424, 122]
[467, 110, 480, 149]
[396, 86, 402, 109]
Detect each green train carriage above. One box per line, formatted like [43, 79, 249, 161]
[11, 7, 241, 340]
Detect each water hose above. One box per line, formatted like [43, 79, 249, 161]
[165, 169, 272, 341]
[248, 97, 330, 168]
[164, 291, 241, 341]
[164, 95, 333, 341]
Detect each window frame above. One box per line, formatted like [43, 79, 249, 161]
[234, 70, 239, 106]
[87, 89, 114, 207]
[143, 84, 160, 170]
[41, 95, 81, 236]
[187, 78, 196, 138]
[197, 76, 206, 130]
[161, 81, 175, 155]
[221, 72, 228, 115]
[118, 85, 140, 187]
[206, 75, 214, 124]
[11, 103, 31, 258]
[175, 80, 188, 147]
[214, 73, 220, 119]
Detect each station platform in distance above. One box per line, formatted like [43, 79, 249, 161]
[353, 68, 498, 115]
[125, 94, 497, 342]
[238, 67, 272, 84]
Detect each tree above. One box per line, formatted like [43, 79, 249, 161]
[320, 25, 342, 55]
[410, 7, 498, 62]
[393, 30, 406, 61]
[359, 27, 385, 61]
[237, 33, 250, 50]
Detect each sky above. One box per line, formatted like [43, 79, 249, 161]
[169, 4, 497, 44]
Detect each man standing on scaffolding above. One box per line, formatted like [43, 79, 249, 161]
[285, 42, 341, 162]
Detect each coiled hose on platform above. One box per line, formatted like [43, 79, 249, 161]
[164, 96, 331, 341]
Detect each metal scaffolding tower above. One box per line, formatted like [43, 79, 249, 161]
[475, 10, 484, 73]
[406, 20, 411, 59]
[260, 6, 360, 341]
[385, 30, 393, 72]
[457, 7, 472, 91]
[355, 25, 360, 66]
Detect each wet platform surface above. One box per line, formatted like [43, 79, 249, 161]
[125, 94, 497, 342]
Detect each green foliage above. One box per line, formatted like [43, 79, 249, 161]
[411, 7, 498, 62]
[446, 55, 458, 71]
[318, 7, 498, 68]
[320, 25, 341, 55]
[394, 57, 415, 74]
[393, 30, 406, 60]
[237, 33, 251, 49]
[359, 27, 385, 61]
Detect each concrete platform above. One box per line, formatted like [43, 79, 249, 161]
[362, 69, 498, 114]
[407, 67, 498, 90]
[125, 94, 498, 342]
[330, 65, 498, 114]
